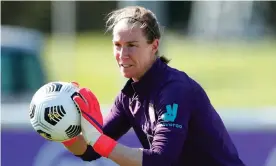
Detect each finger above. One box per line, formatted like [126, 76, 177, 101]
[79, 88, 98, 112]
[71, 81, 80, 88]
[73, 96, 89, 113]
[80, 88, 95, 106]
[79, 88, 89, 102]
[86, 89, 101, 112]
[78, 88, 103, 126]
[83, 89, 103, 125]
[78, 88, 90, 106]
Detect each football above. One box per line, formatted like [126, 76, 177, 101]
[29, 81, 81, 142]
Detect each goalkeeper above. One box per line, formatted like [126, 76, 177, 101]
[62, 6, 245, 166]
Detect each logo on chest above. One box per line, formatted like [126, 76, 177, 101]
[129, 98, 141, 115]
[141, 103, 156, 135]
[148, 103, 156, 124]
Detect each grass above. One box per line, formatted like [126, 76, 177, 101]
[42, 32, 276, 108]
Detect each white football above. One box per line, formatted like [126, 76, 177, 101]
[29, 81, 81, 142]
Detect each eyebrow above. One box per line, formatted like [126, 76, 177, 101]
[112, 40, 139, 44]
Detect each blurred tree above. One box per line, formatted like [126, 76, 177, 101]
[1, 1, 117, 33]
[1, 1, 51, 33]
[267, 1, 276, 33]
[2, 1, 274, 35]
[76, 1, 117, 32]
[250, 1, 276, 35]
[167, 1, 192, 32]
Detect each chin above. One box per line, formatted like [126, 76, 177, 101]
[121, 72, 133, 79]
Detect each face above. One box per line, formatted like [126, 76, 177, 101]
[112, 20, 159, 81]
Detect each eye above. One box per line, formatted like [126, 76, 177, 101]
[114, 43, 121, 47]
[128, 43, 136, 47]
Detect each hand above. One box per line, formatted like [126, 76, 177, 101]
[61, 82, 81, 147]
[72, 85, 117, 157]
[62, 81, 101, 146]
[73, 87, 103, 144]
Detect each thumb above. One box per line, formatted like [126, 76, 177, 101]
[73, 95, 88, 113]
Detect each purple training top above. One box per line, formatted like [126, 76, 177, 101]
[103, 58, 245, 166]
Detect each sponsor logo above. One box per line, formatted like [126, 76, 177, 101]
[160, 103, 182, 128]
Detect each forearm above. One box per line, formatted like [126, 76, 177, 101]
[64, 135, 87, 155]
[108, 143, 143, 166]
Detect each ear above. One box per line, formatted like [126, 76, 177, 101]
[152, 39, 159, 54]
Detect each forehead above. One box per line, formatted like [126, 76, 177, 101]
[113, 20, 146, 42]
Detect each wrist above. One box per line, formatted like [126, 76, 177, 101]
[63, 135, 88, 155]
[75, 145, 101, 161]
[62, 137, 78, 147]
[92, 134, 117, 157]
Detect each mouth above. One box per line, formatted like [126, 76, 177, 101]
[120, 64, 133, 68]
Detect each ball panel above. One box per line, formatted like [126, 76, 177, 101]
[29, 104, 36, 119]
[37, 129, 52, 140]
[45, 82, 63, 93]
[65, 125, 81, 138]
[44, 105, 66, 126]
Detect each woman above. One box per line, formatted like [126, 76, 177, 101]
[62, 6, 245, 166]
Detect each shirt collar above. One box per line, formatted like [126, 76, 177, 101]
[121, 58, 167, 97]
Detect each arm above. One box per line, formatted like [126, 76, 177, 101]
[63, 134, 88, 155]
[105, 82, 193, 166]
[108, 143, 143, 166]
[64, 94, 131, 160]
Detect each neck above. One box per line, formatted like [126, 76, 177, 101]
[132, 56, 157, 82]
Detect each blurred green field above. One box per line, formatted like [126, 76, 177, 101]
[43, 32, 276, 108]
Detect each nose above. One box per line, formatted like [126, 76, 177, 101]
[119, 46, 129, 59]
